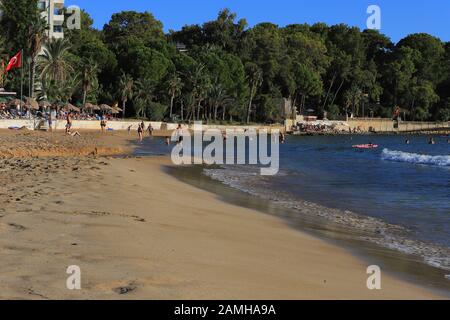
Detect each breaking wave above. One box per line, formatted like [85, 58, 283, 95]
[381, 149, 450, 166]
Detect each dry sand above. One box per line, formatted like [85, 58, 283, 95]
[0, 130, 444, 299]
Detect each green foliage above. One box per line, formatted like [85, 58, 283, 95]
[326, 104, 341, 120]
[410, 80, 439, 120]
[0, 0, 42, 55]
[147, 101, 168, 121]
[435, 98, 450, 121]
[103, 11, 164, 47]
[0, 5, 449, 122]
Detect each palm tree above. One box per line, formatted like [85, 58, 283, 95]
[37, 72, 80, 104]
[344, 85, 362, 117]
[185, 63, 207, 120]
[28, 17, 47, 98]
[118, 72, 134, 119]
[246, 65, 263, 124]
[208, 79, 228, 121]
[134, 77, 155, 118]
[81, 62, 98, 105]
[39, 39, 73, 83]
[60, 72, 81, 103]
[133, 97, 147, 119]
[167, 73, 183, 119]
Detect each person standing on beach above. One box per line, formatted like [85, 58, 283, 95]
[65, 112, 72, 135]
[147, 123, 153, 136]
[138, 123, 143, 142]
[176, 123, 183, 145]
[48, 108, 55, 132]
[100, 117, 107, 133]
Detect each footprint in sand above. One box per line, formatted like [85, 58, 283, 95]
[112, 280, 138, 295]
[113, 284, 137, 295]
[7, 223, 26, 231]
[94, 280, 138, 295]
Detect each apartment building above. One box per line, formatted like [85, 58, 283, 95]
[38, 0, 65, 39]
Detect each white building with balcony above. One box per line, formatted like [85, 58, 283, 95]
[38, 0, 65, 39]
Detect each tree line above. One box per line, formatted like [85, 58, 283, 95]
[1, 0, 449, 123]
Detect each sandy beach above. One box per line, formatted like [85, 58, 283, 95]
[0, 130, 444, 299]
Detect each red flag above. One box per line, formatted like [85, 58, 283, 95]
[4, 51, 22, 73]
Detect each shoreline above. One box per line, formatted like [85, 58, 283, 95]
[167, 163, 450, 297]
[0, 130, 447, 299]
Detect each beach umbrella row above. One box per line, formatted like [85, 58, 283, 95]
[3, 97, 120, 114]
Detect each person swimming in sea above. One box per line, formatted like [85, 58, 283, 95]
[405, 139, 410, 144]
[429, 137, 435, 145]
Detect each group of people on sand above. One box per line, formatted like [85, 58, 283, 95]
[133, 121, 154, 142]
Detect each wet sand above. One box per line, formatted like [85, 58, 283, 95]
[0, 130, 445, 299]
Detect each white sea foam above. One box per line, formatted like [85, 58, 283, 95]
[381, 149, 450, 166]
[203, 165, 450, 272]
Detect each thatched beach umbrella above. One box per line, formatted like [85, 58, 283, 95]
[70, 105, 81, 113]
[83, 102, 94, 110]
[99, 103, 113, 111]
[9, 98, 24, 107]
[83, 102, 100, 111]
[25, 97, 39, 110]
[61, 103, 80, 113]
[38, 100, 52, 108]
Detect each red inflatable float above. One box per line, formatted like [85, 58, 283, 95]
[352, 144, 379, 149]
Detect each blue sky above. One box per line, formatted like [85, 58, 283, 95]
[65, 0, 450, 43]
